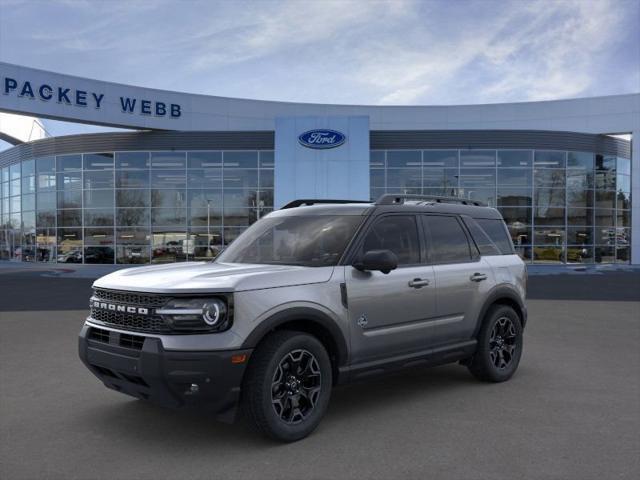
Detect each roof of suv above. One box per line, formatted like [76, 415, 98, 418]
[271, 195, 504, 220]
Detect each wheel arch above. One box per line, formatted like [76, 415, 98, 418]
[474, 286, 527, 337]
[241, 307, 349, 383]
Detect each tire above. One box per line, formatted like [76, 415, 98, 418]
[242, 330, 332, 442]
[468, 305, 523, 382]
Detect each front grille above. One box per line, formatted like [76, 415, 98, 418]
[90, 288, 171, 333]
[89, 327, 110, 343]
[120, 333, 145, 350]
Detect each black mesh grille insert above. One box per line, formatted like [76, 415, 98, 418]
[93, 289, 169, 308]
[88, 327, 110, 343]
[120, 333, 145, 350]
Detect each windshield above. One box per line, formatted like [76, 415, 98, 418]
[216, 215, 363, 267]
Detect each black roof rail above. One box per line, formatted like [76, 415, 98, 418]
[281, 199, 372, 209]
[375, 194, 487, 207]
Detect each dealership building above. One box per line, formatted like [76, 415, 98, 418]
[0, 62, 638, 265]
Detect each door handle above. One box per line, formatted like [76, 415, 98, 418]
[470, 273, 488, 282]
[408, 278, 430, 288]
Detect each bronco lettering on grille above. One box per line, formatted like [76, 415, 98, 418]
[92, 300, 149, 315]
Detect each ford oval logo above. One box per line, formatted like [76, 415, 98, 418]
[298, 129, 346, 149]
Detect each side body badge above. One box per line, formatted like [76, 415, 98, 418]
[357, 314, 368, 329]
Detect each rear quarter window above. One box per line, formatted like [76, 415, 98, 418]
[475, 218, 515, 254]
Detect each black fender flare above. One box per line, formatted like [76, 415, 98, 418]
[473, 285, 528, 337]
[241, 307, 349, 367]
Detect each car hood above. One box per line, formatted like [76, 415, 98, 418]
[93, 262, 335, 293]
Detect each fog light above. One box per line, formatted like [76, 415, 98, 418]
[186, 383, 199, 395]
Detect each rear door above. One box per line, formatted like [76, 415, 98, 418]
[422, 214, 494, 345]
[345, 214, 437, 364]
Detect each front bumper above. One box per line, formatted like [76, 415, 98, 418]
[78, 323, 252, 422]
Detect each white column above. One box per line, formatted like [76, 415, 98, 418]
[631, 129, 639, 265]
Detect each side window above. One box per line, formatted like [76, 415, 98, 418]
[462, 217, 501, 256]
[423, 215, 472, 264]
[476, 218, 514, 254]
[361, 215, 420, 265]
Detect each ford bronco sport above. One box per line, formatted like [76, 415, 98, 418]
[79, 194, 527, 442]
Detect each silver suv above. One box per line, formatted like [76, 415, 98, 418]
[79, 194, 527, 442]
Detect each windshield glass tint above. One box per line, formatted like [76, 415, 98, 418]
[216, 215, 363, 266]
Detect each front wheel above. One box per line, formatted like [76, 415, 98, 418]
[468, 305, 523, 382]
[242, 331, 332, 442]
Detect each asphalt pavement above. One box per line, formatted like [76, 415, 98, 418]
[1, 269, 639, 479]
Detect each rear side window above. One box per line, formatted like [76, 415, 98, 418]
[462, 217, 501, 256]
[423, 215, 472, 264]
[475, 218, 514, 254]
[361, 215, 420, 265]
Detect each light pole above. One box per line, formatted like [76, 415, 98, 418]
[207, 200, 211, 257]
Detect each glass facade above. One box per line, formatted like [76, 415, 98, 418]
[0, 150, 274, 264]
[0, 147, 631, 265]
[370, 150, 632, 264]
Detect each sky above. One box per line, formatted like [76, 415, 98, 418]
[0, 0, 639, 143]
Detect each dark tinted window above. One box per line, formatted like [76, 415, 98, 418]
[476, 218, 514, 254]
[423, 215, 472, 263]
[362, 215, 420, 265]
[462, 217, 501, 256]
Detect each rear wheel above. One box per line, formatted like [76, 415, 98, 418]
[242, 330, 332, 442]
[468, 305, 523, 382]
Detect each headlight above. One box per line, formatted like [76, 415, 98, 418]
[156, 297, 229, 332]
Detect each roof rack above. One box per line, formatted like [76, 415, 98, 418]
[281, 199, 372, 209]
[375, 194, 486, 207]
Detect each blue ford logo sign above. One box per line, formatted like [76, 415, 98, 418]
[298, 129, 346, 149]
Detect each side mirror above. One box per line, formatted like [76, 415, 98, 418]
[353, 249, 398, 274]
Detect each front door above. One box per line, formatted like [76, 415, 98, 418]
[346, 214, 437, 364]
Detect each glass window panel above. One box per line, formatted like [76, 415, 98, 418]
[595, 191, 616, 209]
[151, 170, 186, 188]
[458, 168, 495, 187]
[423, 150, 457, 168]
[387, 168, 421, 188]
[84, 170, 114, 189]
[83, 153, 114, 170]
[57, 171, 82, 190]
[151, 189, 186, 208]
[188, 168, 222, 188]
[370, 187, 385, 202]
[84, 209, 114, 226]
[259, 191, 274, 208]
[387, 151, 421, 168]
[58, 245, 83, 264]
[223, 208, 258, 227]
[370, 170, 385, 188]
[188, 190, 223, 209]
[224, 189, 258, 208]
[615, 228, 630, 247]
[57, 190, 82, 209]
[370, 151, 385, 168]
[116, 245, 150, 264]
[616, 157, 630, 176]
[116, 227, 150, 245]
[188, 228, 223, 260]
[117, 189, 150, 208]
[360, 216, 420, 264]
[534, 227, 565, 245]
[151, 208, 187, 226]
[189, 207, 222, 227]
[150, 151, 186, 169]
[37, 192, 56, 210]
[222, 227, 247, 246]
[116, 170, 149, 188]
[460, 150, 495, 167]
[567, 208, 593, 226]
[595, 170, 616, 190]
[22, 211, 36, 230]
[566, 246, 593, 264]
[596, 155, 616, 172]
[84, 246, 114, 264]
[36, 229, 56, 245]
[9, 212, 20, 228]
[566, 169, 593, 189]
[498, 151, 532, 168]
[22, 193, 35, 211]
[423, 168, 458, 189]
[503, 221, 531, 247]
[117, 208, 150, 227]
[534, 206, 565, 225]
[187, 151, 222, 168]
[498, 188, 532, 207]
[616, 191, 630, 210]
[9, 195, 21, 213]
[615, 246, 630, 264]
[37, 173, 56, 191]
[84, 190, 114, 209]
[223, 169, 258, 188]
[36, 157, 55, 174]
[259, 151, 274, 168]
[534, 169, 565, 187]
[259, 170, 274, 189]
[10, 178, 21, 196]
[57, 154, 82, 171]
[499, 206, 532, 225]
[224, 151, 258, 168]
[616, 174, 630, 194]
[534, 151, 565, 168]
[567, 151, 594, 169]
[115, 152, 149, 169]
[84, 227, 114, 245]
[566, 188, 593, 208]
[533, 246, 564, 263]
[616, 210, 630, 228]
[36, 210, 55, 228]
[497, 169, 531, 186]
[1, 167, 8, 183]
[460, 188, 496, 206]
[423, 215, 470, 264]
[595, 246, 615, 264]
[21, 159, 35, 176]
[595, 227, 616, 245]
[57, 209, 82, 227]
[534, 188, 565, 208]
